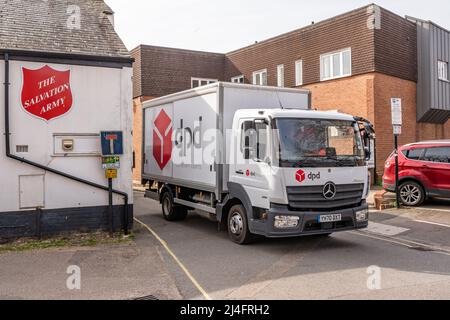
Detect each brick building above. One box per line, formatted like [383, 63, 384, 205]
[131, 4, 450, 183]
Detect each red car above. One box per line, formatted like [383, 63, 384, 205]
[383, 140, 450, 206]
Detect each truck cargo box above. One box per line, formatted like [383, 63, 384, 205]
[142, 82, 311, 197]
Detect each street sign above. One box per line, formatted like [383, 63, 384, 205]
[100, 131, 123, 156]
[391, 98, 402, 209]
[393, 125, 402, 135]
[105, 169, 118, 179]
[391, 98, 402, 126]
[102, 156, 120, 169]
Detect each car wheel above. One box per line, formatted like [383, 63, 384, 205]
[161, 191, 188, 221]
[227, 205, 253, 245]
[399, 181, 425, 207]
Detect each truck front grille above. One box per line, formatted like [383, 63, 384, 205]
[286, 183, 364, 211]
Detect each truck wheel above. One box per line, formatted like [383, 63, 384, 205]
[399, 181, 425, 207]
[161, 192, 188, 221]
[227, 205, 253, 245]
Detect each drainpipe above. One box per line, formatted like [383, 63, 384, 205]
[3, 53, 129, 235]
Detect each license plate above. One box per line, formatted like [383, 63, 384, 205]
[318, 214, 342, 223]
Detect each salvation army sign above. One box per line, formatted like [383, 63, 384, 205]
[21, 65, 73, 121]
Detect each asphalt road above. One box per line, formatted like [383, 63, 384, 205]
[134, 192, 450, 300]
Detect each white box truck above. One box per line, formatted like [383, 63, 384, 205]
[143, 82, 370, 244]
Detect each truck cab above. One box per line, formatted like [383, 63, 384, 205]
[223, 109, 370, 243]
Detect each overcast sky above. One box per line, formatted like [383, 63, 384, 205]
[104, 0, 450, 53]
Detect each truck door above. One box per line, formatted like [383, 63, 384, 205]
[230, 118, 271, 209]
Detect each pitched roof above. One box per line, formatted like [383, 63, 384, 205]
[0, 0, 130, 59]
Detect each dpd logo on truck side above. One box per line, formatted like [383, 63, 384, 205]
[21, 65, 73, 121]
[153, 109, 173, 170]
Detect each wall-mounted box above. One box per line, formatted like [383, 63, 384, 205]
[53, 134, 101, 157]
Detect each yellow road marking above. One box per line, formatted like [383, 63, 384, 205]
[134, 217, 212, 300]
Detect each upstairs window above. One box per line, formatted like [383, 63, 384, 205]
[231, 75, 244, 84]
[277, 65, 284, 87]
[438, 61, 449, 81]
[252, 69, 267, 86]
[191, 78, 217, 88]
[320, 48, 351, 81]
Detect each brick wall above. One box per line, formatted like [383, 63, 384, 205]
[133, 5, 419, 98]
[132, 45, 225, 98]
[373, 73, 417, 176]
[225, 5, 376, 87]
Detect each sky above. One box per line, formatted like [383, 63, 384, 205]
[104, 0, 450, 53]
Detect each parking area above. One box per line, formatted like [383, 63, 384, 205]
[134, 192, 450, 300]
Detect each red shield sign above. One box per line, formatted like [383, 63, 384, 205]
[21, 65, 73, 121]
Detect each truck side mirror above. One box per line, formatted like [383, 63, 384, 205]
[364, 147, 371, 161]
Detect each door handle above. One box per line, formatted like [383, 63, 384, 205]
[235, 170, 244, 175]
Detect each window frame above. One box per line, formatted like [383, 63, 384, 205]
[231, 75, 245, 84]
[438, 60, 449, 82]
[295, 60, 303, 86]
[277, 64, 284, 87]
[252, 69, 268, 86]
[191, 77, 218, 88]
[320, 48, 352, 81]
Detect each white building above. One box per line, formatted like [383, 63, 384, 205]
[0, 0, 133, 238]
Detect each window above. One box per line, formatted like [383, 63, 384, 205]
[252, 69, 267, 86]
[402, 148, 425, 160]
[231, 75, 244, 84]
[240, 120, 269, 161]
[295, 60, 303, 86]
[438, 61, 449, 81]
[191, 77, 217, 88]
[277, 65, 284, 87]
[320, 48, 351, 81]
[423, 147, 450, 163]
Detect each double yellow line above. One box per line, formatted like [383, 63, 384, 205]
[134, 217, 212, 300]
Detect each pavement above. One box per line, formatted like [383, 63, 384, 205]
[0, 223, 182, 300]
[1, 190, 449, 300]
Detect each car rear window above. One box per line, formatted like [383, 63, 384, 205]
[402, 148, 425, 160]
[422, 147, 450, 163]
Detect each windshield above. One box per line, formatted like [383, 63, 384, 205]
[275, 118, 365, 168]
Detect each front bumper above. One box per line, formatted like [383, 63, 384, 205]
[248, 202, 369, 238]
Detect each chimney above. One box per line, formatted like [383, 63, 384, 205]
[103, 8, 115, 28]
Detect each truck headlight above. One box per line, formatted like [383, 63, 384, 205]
[356, 209, 369, 222]
[274, 216, 300, 229]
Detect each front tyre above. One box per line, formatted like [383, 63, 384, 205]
[227, 204, 253, 245]
[399, 181, 425, 207]
[161, 191, 188, 221]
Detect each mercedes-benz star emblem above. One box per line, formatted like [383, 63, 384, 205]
[323, 182, 337, 200]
